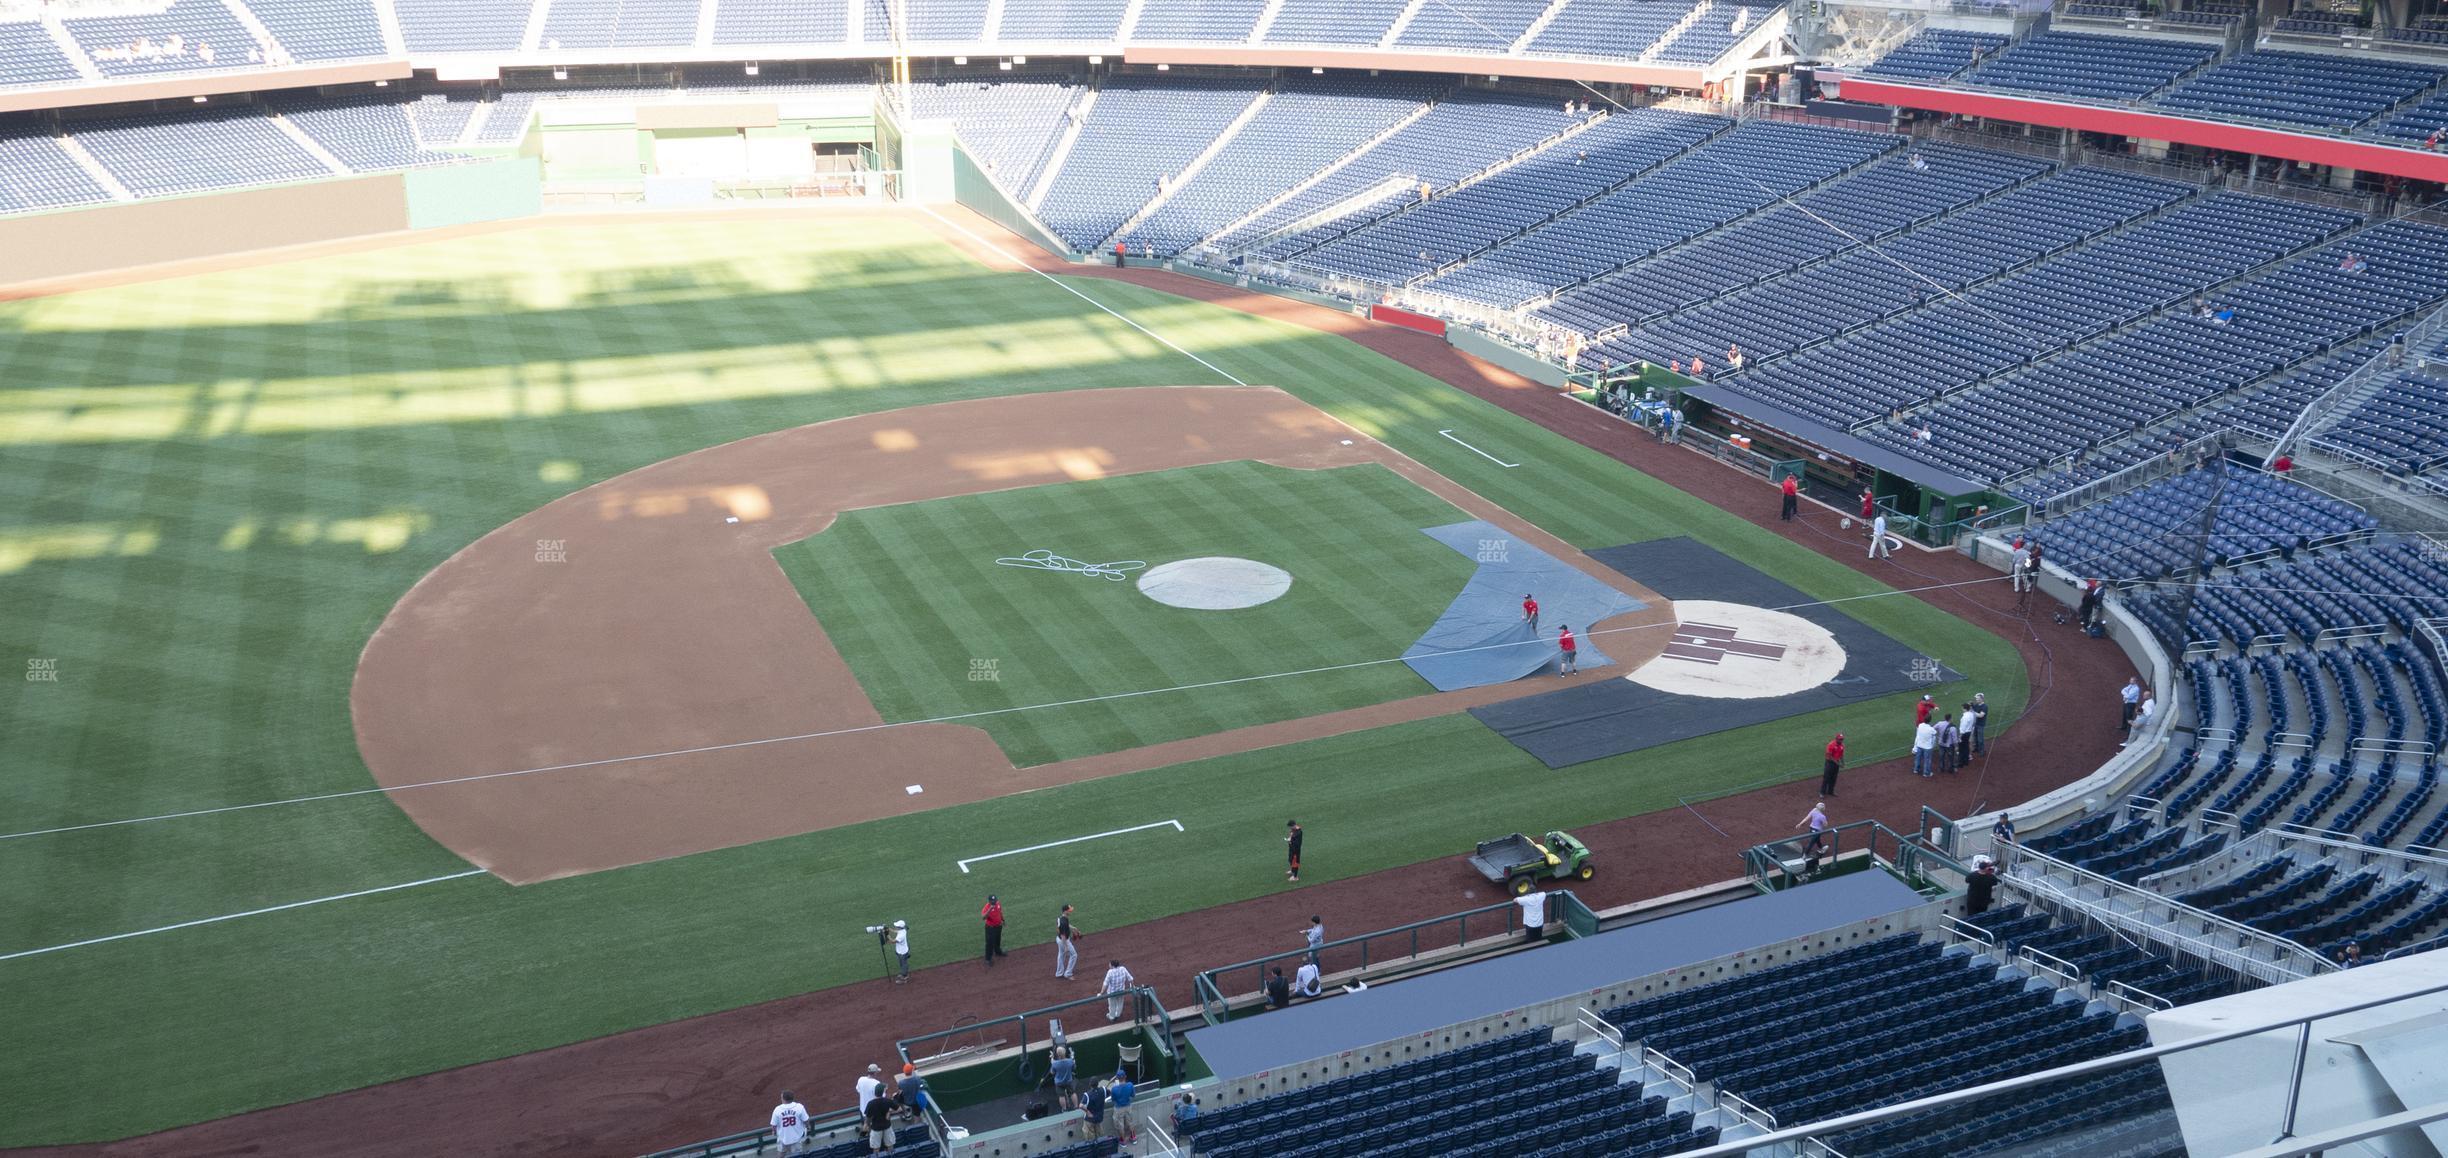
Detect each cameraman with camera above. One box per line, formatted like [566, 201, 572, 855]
[866, 920, 910, 983]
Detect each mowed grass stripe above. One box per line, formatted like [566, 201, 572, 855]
[776, 463, 1471, 765]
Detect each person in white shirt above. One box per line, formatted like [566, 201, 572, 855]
[772, 1091, 811, 1157]
[1293, 960, 1322, 997]
[892, 920, 909, 983]
[1302, 916, 1324, 965]
[1913, 720, 1937, 777]
[2120, 678, 2143, 732]
[1869, 514, 1893, 560]
[1956, 705, 1977, 768]
[1515, 889, 1548, 942]
[856, 1064, 884, 1113]
[2124, 693, 2155, 746]
[1102, 959, 1135, 1021]
[2009, 543, 2032, 592]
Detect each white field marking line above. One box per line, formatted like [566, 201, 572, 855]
[918, 204, 1249, 387]
[957, 819, 1185, 873]
[1437, 429, 1519, 468]
[2, 570, 2024, 845]
[0, 869, 488, 963]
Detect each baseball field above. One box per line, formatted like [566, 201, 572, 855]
[0, 208, 2028, 1147]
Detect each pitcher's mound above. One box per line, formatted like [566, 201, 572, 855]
[1137, 557, 1293, 610]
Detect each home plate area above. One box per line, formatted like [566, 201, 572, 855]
[1471, 537, 1961, 769]
[1634, 599, 1845, 700]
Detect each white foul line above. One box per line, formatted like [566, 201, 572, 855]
[919, 205, 1250, 387]
[1438, 429, 1519, 468]
[0, 869, 489, 963]
[958, 820, 1184, 874]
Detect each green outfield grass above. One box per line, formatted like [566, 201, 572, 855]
[778, 461, 1470, 764]
[0, 213, 2029, 1146]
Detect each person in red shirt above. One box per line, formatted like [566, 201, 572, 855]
[1821, 733, 1845, 796]
[1113, 241, 1127, 269]
[2272, 454, 2294, 473]
[1556, 625, 1578, 676]
[1779, 474, 1800, 522]
[981, 896, 1007, 966]
[1522, 594, 1539, 631]
[1915, 694, 1935, 725]
[1859, 488, 1875, 525]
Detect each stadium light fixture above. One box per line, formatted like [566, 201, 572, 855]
[1157, 63, 1170, 70]
[999, 60, 1011, 70]
[953, 55, 968, 64]
[1088, 55, 1103, 64]
[192, 94, 208, 102]
[553, 68, 568, 80]
[1013, 54, 1027, 63]
[374, 79, 388, 86]
[745, 62, 759, 75]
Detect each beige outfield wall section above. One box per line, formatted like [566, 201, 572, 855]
[0, 59, 411, 114]
[1122, 45, 1707, 88]
[0, 174, 409, 287]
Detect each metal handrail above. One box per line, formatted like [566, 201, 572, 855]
[1745, 817, 1970, 894]
[1575, 1005, 1629, 1065]
[2268, 297, 2448, 465]
[2107, 978, 2175, 1011]
[1137, 1114, 1185, 1156]
[1938, 914, 1996, 948]
[1675, 974, 2448, 1157]
[1718, 1088, 1780, 1134]
[2382, 931, 2448, 961]
[893, 985, 1174, 1086]
[2233, 825, 2448, 884]
[2015, 943, 2088, 992]
[639, 1106, 868, 1158]
[2010, 847, 2332, 981]
[2040, 428, 2237, 517]
[1190, 900, 1524, 1024]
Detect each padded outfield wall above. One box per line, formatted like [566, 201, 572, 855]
[0, 157, 542, 289]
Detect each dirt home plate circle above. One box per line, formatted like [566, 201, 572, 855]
[1627, 599, 1846, 699]
[1136, 557, 1294, 609]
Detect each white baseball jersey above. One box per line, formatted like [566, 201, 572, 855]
[1103, 964, 1134, 994]
[856, 1075, 882, 1109]
[771, 1101, 809, 1145]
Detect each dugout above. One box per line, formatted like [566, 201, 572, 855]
[1675, 385, 2016, 545]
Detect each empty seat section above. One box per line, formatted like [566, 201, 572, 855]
[997, 0, 1129, 40]
[1130, 0, 1269, 41]
[1036, 76, 1262, 248]
[1857, 27, 2010, 80]
[1963, 31, 2216, 101]
[908, 75, 1081, 200]
[1286, 106, 1726, 283]
[1422, 119, 1899, 306]
[1128, 76, 1443, 255]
